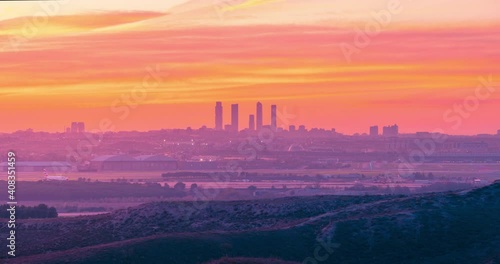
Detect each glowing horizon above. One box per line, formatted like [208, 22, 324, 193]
[1, 0, 499, 135]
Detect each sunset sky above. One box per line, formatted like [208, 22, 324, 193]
[1, 0, 499, 134]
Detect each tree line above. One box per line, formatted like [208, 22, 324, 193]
[0, 204, 57, 219]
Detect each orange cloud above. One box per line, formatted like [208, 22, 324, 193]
[0, 11, 164, 37]
[0, 10, 499, 134]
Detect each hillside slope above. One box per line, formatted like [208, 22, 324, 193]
[3, 183, 499, 264]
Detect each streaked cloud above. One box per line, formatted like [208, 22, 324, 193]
[0, 0, 499, 134]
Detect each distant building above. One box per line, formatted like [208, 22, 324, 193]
[70, 122, 85, 134]
[71, 122, 78, 133]
[271, 105, 277, 131]
[90, 155, 138, 171]
[289, 125, 296, 132]
[498, 129, 500, 135]
[90, 155, 177, 172]
[383, 124, 399, 137]
[416, 132, 431, 136]
[0, 161, 72, 172]
[370, 126, 379, 136]
[298, 125, 307, 132]
[256, 102, 263, 130]
[224, 124, 232, 131]
[178, 161, 221, 170]
[457, 142, 488, 153]
[288, 144, 305, 152]
[249, 115, 255, 131]
[77, 122, 85, 133]
[135, 155, 178, 171]
[215, 102, 223, 131]
[231, 104, 239, 132]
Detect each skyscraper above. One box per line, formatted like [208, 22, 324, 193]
[215, 102, 223, 131]
[71, 122, 78, 134]
[249, 115, 255, 131]
[271, 105, 277, 131]
[231, 104, 239, 132]
[256, 102, 263, 130]
[383, 124, 399, 137]
[370, 126, 379, 136]
[77, 122, 85, 133]
[70, 122, 85, 134]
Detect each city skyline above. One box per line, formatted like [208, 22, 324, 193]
[1, 0, 499, 135]
[1, 1, 498, 263]
[5, 100, 500, 136]
[8, 122, 500, 137]
[215, 102, 223, 131]
[3, 104, 498, 135]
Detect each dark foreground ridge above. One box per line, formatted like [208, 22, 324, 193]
[2, 182, 499, 264]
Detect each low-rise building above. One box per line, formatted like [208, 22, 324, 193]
[0, 161, 72, 172]
[90, 155, 177, 171]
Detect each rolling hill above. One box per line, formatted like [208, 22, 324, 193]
[2, 182, 499, 264]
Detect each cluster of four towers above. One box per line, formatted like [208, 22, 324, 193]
[215, 102, 277, 132]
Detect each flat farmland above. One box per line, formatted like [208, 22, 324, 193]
[13, 162, 500, 183]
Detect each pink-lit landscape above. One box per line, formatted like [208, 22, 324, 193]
[1, 0, 499, 264]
